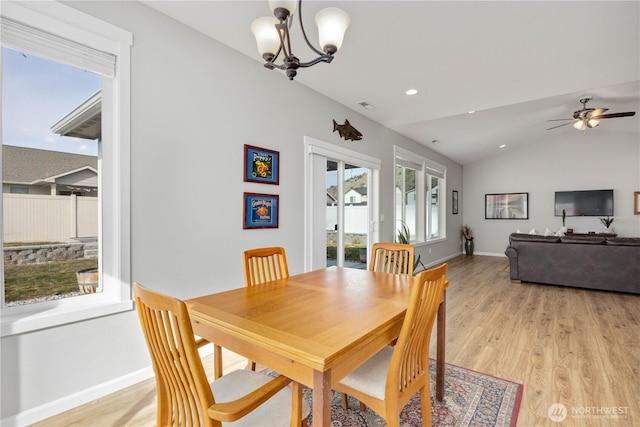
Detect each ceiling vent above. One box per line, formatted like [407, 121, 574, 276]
[357, 101, 376, 110]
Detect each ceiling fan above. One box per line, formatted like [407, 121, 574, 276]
[547, 97, 636, 131]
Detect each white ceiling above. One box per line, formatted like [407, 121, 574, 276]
[141, 1, 640, 165]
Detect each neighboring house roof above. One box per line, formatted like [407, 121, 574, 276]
[351, 187, 367, 196]
[50, 90, 101, 140]
[2, 145, 97, 186]
[326, 192, 337, 205]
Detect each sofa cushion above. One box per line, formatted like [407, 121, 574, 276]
[510, 233, 561, 243]
[561, 236, 606, 245]
[606, 237, 640, 246]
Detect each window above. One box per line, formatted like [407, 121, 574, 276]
[1, 1, 132, 336]
[9, 187, 28, 194]
[394, 146, 446, 243]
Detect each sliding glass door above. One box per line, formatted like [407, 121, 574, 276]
[304, 137, 380, 271]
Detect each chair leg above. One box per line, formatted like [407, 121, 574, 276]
[341, 393, 349, 409]
[420, 386, 432, 427]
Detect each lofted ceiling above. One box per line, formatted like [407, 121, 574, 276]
[141, 1, 640, 165]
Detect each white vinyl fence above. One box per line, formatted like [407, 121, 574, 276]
[3, 194, 98, 243]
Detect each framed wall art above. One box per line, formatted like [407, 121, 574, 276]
[244, 144, 279, 185]
[635, 191, 640, 215]
[243, 192, 279, 229]
[485, 192, 529, 219]
[452, 190, 459, 214]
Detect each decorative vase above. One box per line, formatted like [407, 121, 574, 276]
[464, 239, 474, 256]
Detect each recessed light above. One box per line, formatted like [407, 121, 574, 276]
[499, 144, 506, 148]
[405, 89, 418, 96]
[468, 110, 476, 114]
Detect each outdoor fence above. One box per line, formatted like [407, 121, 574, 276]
[2, 193, 98, 243]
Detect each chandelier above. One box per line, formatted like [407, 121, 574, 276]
[251, 1, 350, 80]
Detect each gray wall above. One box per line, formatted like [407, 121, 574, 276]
[463, 129, 640, 255]
[0, 1, 463, 423]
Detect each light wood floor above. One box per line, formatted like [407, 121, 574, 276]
[31, 255, 640, 427]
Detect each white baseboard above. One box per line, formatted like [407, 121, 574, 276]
[1, 367, 154, 427]
[1, 344, 215, 426]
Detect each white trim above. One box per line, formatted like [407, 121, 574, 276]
[393, 145, 448, 243]
[0, 1, 132, 334]
[305, 136, 381, 170]
[304, 137, 381, 271]
[0, 356, 152, 427]
[0, 343, 215, 426]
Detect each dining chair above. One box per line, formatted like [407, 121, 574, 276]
[333, 263, 448, 427]
[244, 246, 290, 286]
[369, 242, 415, 275]
[133, 282, 309, 427]
[242, 247, 290, 371]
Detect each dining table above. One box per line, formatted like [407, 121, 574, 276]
[186, 266, 447, 427]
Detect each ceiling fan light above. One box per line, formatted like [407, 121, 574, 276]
[315, 7, 350, 54]
[251, 16, 280, 60]
[587, 118, 600, 128]
[573, 120, 586, 131]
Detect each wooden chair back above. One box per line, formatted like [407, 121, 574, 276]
[133, 282, 217, 427]
[387, 263, 448, 423]
[369, 242, 415, 275]
[244, 246, 289, 286]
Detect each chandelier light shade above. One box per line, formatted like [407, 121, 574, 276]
[250, 16, 280, 59]
[251, 0, 350, 80]
[315, 7, 350, 53]
[573, 120, 586, 130]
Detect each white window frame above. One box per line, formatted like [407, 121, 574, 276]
[394, 146, 447, 244]
[0, 1, 132, 336]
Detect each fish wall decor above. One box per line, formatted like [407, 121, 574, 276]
[333, 119, 363, 141]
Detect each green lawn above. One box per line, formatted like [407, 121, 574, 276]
[4, 259, 98, 303]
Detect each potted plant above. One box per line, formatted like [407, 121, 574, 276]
[396, 222, 426, 272]
[599, 216, 614, 234]
[461, 224, 474, 255]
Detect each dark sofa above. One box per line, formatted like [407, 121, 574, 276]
[505, 233, 640, 294]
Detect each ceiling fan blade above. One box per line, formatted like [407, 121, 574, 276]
[592, 111, 636, 119]
[587, 108, 608, 118]
[547, 118, 573, 122]
[546, 122, 573, 130]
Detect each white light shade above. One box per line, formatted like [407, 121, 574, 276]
[315, 7, 350, 53]
[573, 120, 586, 130]
[587, 118, 600, 128]
[269, 0, 297, 16]
[251, 16, 280, 58]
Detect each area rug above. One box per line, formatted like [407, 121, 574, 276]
[270, 360, 522, 426]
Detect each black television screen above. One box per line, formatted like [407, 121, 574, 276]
[554, 190, 614, 217]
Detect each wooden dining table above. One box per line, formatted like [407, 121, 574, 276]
[186, 266, 447, 427]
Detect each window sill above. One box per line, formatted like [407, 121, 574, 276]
[415, 237, 447, 247]
[1, 300, 134, 337]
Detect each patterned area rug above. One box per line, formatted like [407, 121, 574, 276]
[272, 360, 523, 426]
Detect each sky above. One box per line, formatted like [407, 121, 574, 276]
[2, 47, 101, 156]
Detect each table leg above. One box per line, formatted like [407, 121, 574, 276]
[436, 290, 446, 401]
[312, 369, 332, 427]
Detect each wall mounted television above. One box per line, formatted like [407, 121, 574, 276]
[554, 189, 614, 217]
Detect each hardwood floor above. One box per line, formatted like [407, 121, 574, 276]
[31, 255, 639, 427]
